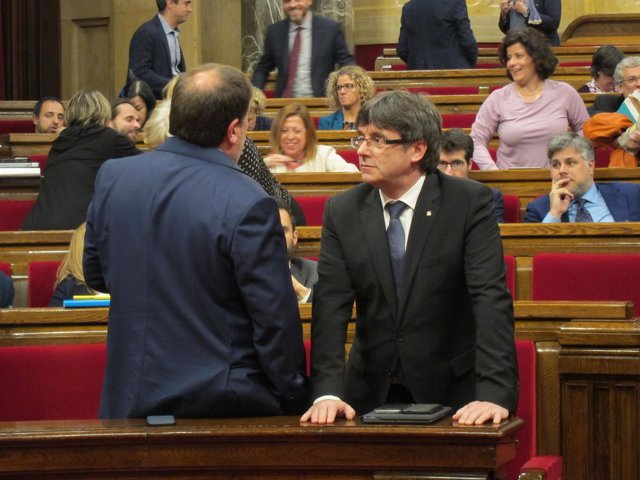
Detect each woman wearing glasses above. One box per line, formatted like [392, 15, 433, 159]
[471, 28, 589, 170]
[266, 103, 359, 173]
[318, 66, 375, 130]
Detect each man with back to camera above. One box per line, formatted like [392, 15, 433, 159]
[524, 133, 640, 223]
[397, 0, 478, 70]
[85, 63, 308, 419]
[252, 0, 354, 98]
[124, 0, 191, 99]
[300, 90, 518, 425]
[109, 99, 142, 143]
[278, 201, 318, 304]
[439, 129, 505, 223]
[33, 97, 65, 134]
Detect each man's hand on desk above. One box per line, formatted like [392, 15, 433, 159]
[452, 400, 509, 425]
[300, 399, 356, 424]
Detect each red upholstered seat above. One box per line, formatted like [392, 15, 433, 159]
[559, 61, 591, 67]
[0, 262, 11, 277]
[28, 154, 49, 173]
[0, 199, 36, 231]
[594, 147, 612, 168]
[0, 343, 106, 421]
[337, 149, 360, 168]
[312, 116, 319, 128]
[28, 261, 61, 307]
[475, 62, 502, 69]
[503, 194, 520, 223]
[441, 113, 476, 129]
[390, 63, 407, 71]
[532, 253, 640, 316]
[0, 119, 34, 135]
[294, 196, 330, 226]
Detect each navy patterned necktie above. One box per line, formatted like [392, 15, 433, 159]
[386, 201, 408, 293]
[574, 198, 593, 222]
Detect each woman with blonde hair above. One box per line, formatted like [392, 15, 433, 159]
[22, 89, 140, 230]
[265, 103, 359, 173]
[49, 223, 102, 306]
[319, 65, 375, 130]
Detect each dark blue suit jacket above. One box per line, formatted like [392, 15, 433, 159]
[397, 0, 478, 70]
[126, 15, 186, 98]
[524, 182, 640, 222]
[85, 137, 308, 418]
[499, 0, 561, 46]
[252, 15, 354, 98]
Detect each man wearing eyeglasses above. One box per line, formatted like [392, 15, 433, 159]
[439, 129, 505, 223]
[301, 90, 518, 426]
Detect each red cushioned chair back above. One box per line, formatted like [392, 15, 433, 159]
[0, 262, 11, 277]
[0, 343, 106, 421]
[28, 261, 61, 307]
[337, 149, 360, 168]
[0, 199, 36, 231]
[504, 255, 516, 300]
[28, 154, 49, 173]
[594, 147, 612, 168]
[532, 253, 640, 316]
[390, 63, 407, 71]
[503, 194, 520, 223]
[0, 119, 34, 135]
[505, 339, 538, 480]
[294, 196, 331, 227]
[312, 116, 319, 128]
[441, 113, 477, 129]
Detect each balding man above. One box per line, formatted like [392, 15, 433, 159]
[85, 64, 308, 419]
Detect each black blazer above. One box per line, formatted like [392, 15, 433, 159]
[498, 0, 561, 46]
[397, 0, 478, 70]
[311, 172, 519, 414]
[252, 15, 354, 97]
[126, 15, 186, 98]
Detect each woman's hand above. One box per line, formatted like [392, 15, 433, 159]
[512, 0, 528, 16]
[499, 0, 511, 15]
[263, 153, 296, 168]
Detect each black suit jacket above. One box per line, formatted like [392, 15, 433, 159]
[498, 0, 561, 46]
[126, 15, 186, 98]
[397, 0, 478, 70]
[252, 15, 354, 97]
[311, 172, 518, 414]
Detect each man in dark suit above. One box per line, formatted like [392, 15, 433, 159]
[439, 129, 505, 223]
[252, 0, 354, 98]
[525, 133, 640, 222]
[278, 202, 318, 303]
[301, 91, 518, 425]
[397, 0, 477, 70]
[124, 0, 191, 98]
[85, 64, 308, 419]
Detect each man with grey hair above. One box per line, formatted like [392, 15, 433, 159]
[301, 90, 518, 425]
[85, 63, 308, 419]
[524, 133, 640, 222]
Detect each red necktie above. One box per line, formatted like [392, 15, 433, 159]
[282, 27, 303, 98]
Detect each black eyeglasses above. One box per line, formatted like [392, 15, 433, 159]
[336, 83, 356, 92]
[436, 160, 466, 171]
[351, 135, 405, 149]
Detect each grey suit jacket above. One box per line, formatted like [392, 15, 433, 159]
[290, 256, 318, 303]
[311, 172, 518, 415]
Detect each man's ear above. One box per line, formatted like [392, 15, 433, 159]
[410, 140, 428, 165]
[226, 118, 242, 146]
[32, 115, 38, 127]
[292, 228, 299, 247]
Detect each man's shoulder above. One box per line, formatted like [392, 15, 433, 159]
[597, 181, 640, 196]
[132, 16, 161, 38]
[312, 15, 341, 30]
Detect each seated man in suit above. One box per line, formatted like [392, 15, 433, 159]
[109, 99, 142, 143]
[32, 97, 65, 134]
[252, 0, 354, 98]
[525, 133, 640, 222]
[124, 0, 191, 98]
[278, 201, 317, 303]
[439, 129, 505, 223]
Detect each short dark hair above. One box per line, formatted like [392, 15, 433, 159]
[156, 0, 178, 12]
[357, 90, 442, 172]
[124, 80, 156, 118]
[33, 97, 63, 116]
[110, 98, 136, 120]
[499, 28, 558, 80]
[441, 129, 473, 164]
[591, 45, 625, 79]
[169, 63, 251, 148]
[276, 198, 296, 231]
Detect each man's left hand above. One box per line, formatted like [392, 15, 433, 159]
[452, 401, 509, 425]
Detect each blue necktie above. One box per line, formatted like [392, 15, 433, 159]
[386, 201, 408, 293]
[574, 198, 593, 222]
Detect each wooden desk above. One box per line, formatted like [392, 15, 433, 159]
[0, 416, 522, 479]
[0, 230, 73, 275]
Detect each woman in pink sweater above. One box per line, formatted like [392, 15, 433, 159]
[471, 28, 589, 170]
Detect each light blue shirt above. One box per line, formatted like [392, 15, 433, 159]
[158, 14, 182, 76]
[543, 183, 614, 223]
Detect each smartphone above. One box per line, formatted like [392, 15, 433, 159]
[403, 403, 442, 414]
[372, 404, 407, 414]
[146, 415, 176, 426]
